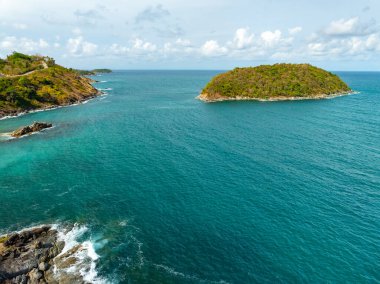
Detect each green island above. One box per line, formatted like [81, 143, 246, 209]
[74, 68, 112, 76]
[0, 52, 101, 118]
[198, 64, 352, 102]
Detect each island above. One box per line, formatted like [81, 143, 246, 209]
[0, 52, 101, 119]
[198, 63, 352, 102]
[74, 68, 112, 76]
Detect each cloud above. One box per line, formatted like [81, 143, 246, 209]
[323, 17, 375, 36]
[230, 28, 254, 49]
[0, 36, 49, 53]
[307, 16, 380, 59]
[261, 30, 282, 46]
[134, 4, 184, 38]
[109, 38, 157, 57]
[163, 38, 194, 56]
[131, 38, 157, 52]
[307, 34, 380, 57]
[74, 7, 105, 26]
[288, 26, 302, 35]
[66, 36, 97, 57]
[12, 23, 27, 30]
[200, 40, 228, 56]
[135, 4, 170, 24]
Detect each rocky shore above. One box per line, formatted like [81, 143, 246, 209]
[197, 91, 354, 103]
[0, 226, 63, 283]
[11, 122, 53, 138]
[0, 91, 101, 121]
[0, 225, 94, 283]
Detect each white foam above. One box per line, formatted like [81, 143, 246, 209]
[53, 223, 108, 284]
[0, 97, 98, 121]
[98, 88, 113, 91]
[154, 264, 230, 284]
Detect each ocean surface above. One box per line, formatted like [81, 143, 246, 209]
[0, 71, 379, 283]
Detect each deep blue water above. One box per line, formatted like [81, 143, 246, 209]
[0, 71, 379, 283]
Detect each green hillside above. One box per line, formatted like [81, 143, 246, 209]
[0, 52, 99, 118]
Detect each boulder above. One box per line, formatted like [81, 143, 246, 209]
[11, 122, 52, 138]
[38, 262, 49, 271]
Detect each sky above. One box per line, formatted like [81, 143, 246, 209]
[1, 0, 380, 70]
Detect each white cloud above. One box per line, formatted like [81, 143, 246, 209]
[109, 43, 128, 55]
[175, 38, 191, 47]
[12, 23, 27, 30]
[0, 36, 49, 53]
[288, 26, 302, 35]
[261, 30, 282, 46]
[323, 17, 374, 36]
[72, 28, 82, 35]
[200, 40, 228, 56]
[66, 36, 97, 56]
[163, 38, 193, 54]
[307, 33, 380, 57]
[230, 28, 254, 49]
[132, 38, 157, 52]
[109, 38, 157, 57]
[365, 34, 380, 50]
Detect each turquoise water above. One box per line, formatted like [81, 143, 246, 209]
[0, 71, 379, 283]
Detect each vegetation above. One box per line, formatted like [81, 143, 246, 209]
[0, 235, 9, 243]
[0, 52, 99, 117]
[74, 68, 112, 75]
[200, 64, 351, 101]
[0, 52, 55, 76]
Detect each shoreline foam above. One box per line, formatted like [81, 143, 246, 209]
[0, 223, 106, 283]
[196, 91, 357, 103]
[0, 91, 103, 121]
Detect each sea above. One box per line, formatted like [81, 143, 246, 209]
[0, 71, 379, 283]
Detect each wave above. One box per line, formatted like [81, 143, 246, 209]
[0, 132, 14, 141]
[325, 90, 360, 100]
[98, 88, 113, 91]
[154, 264, 229, 284]
[52, 223, 108, 284]
[0, 98, 98, 121]
[0, 126, 55, 142]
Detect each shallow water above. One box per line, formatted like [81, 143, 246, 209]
[0, 71, 379, 283]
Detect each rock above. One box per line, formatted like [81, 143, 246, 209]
[4, 234, 18, 246]
[56, 241, 65, 251]
[29, 268, 43, 282]
[11, 122, 52, 138]
[33, 241, 42, 249]
[38, 262, 49, 271]
[0, 225, 94, 284]
[13, 274, 28, 284]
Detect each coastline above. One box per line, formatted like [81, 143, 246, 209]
[0, 91, 103, 121]
[196, 91, 356, 103]
[0, 224, 103, 283]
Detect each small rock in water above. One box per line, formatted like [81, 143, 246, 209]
[11, 122, 53, 138]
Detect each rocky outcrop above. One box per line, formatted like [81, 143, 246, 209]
[0, 225, 64, 284]
[11, 122, 52, 138]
